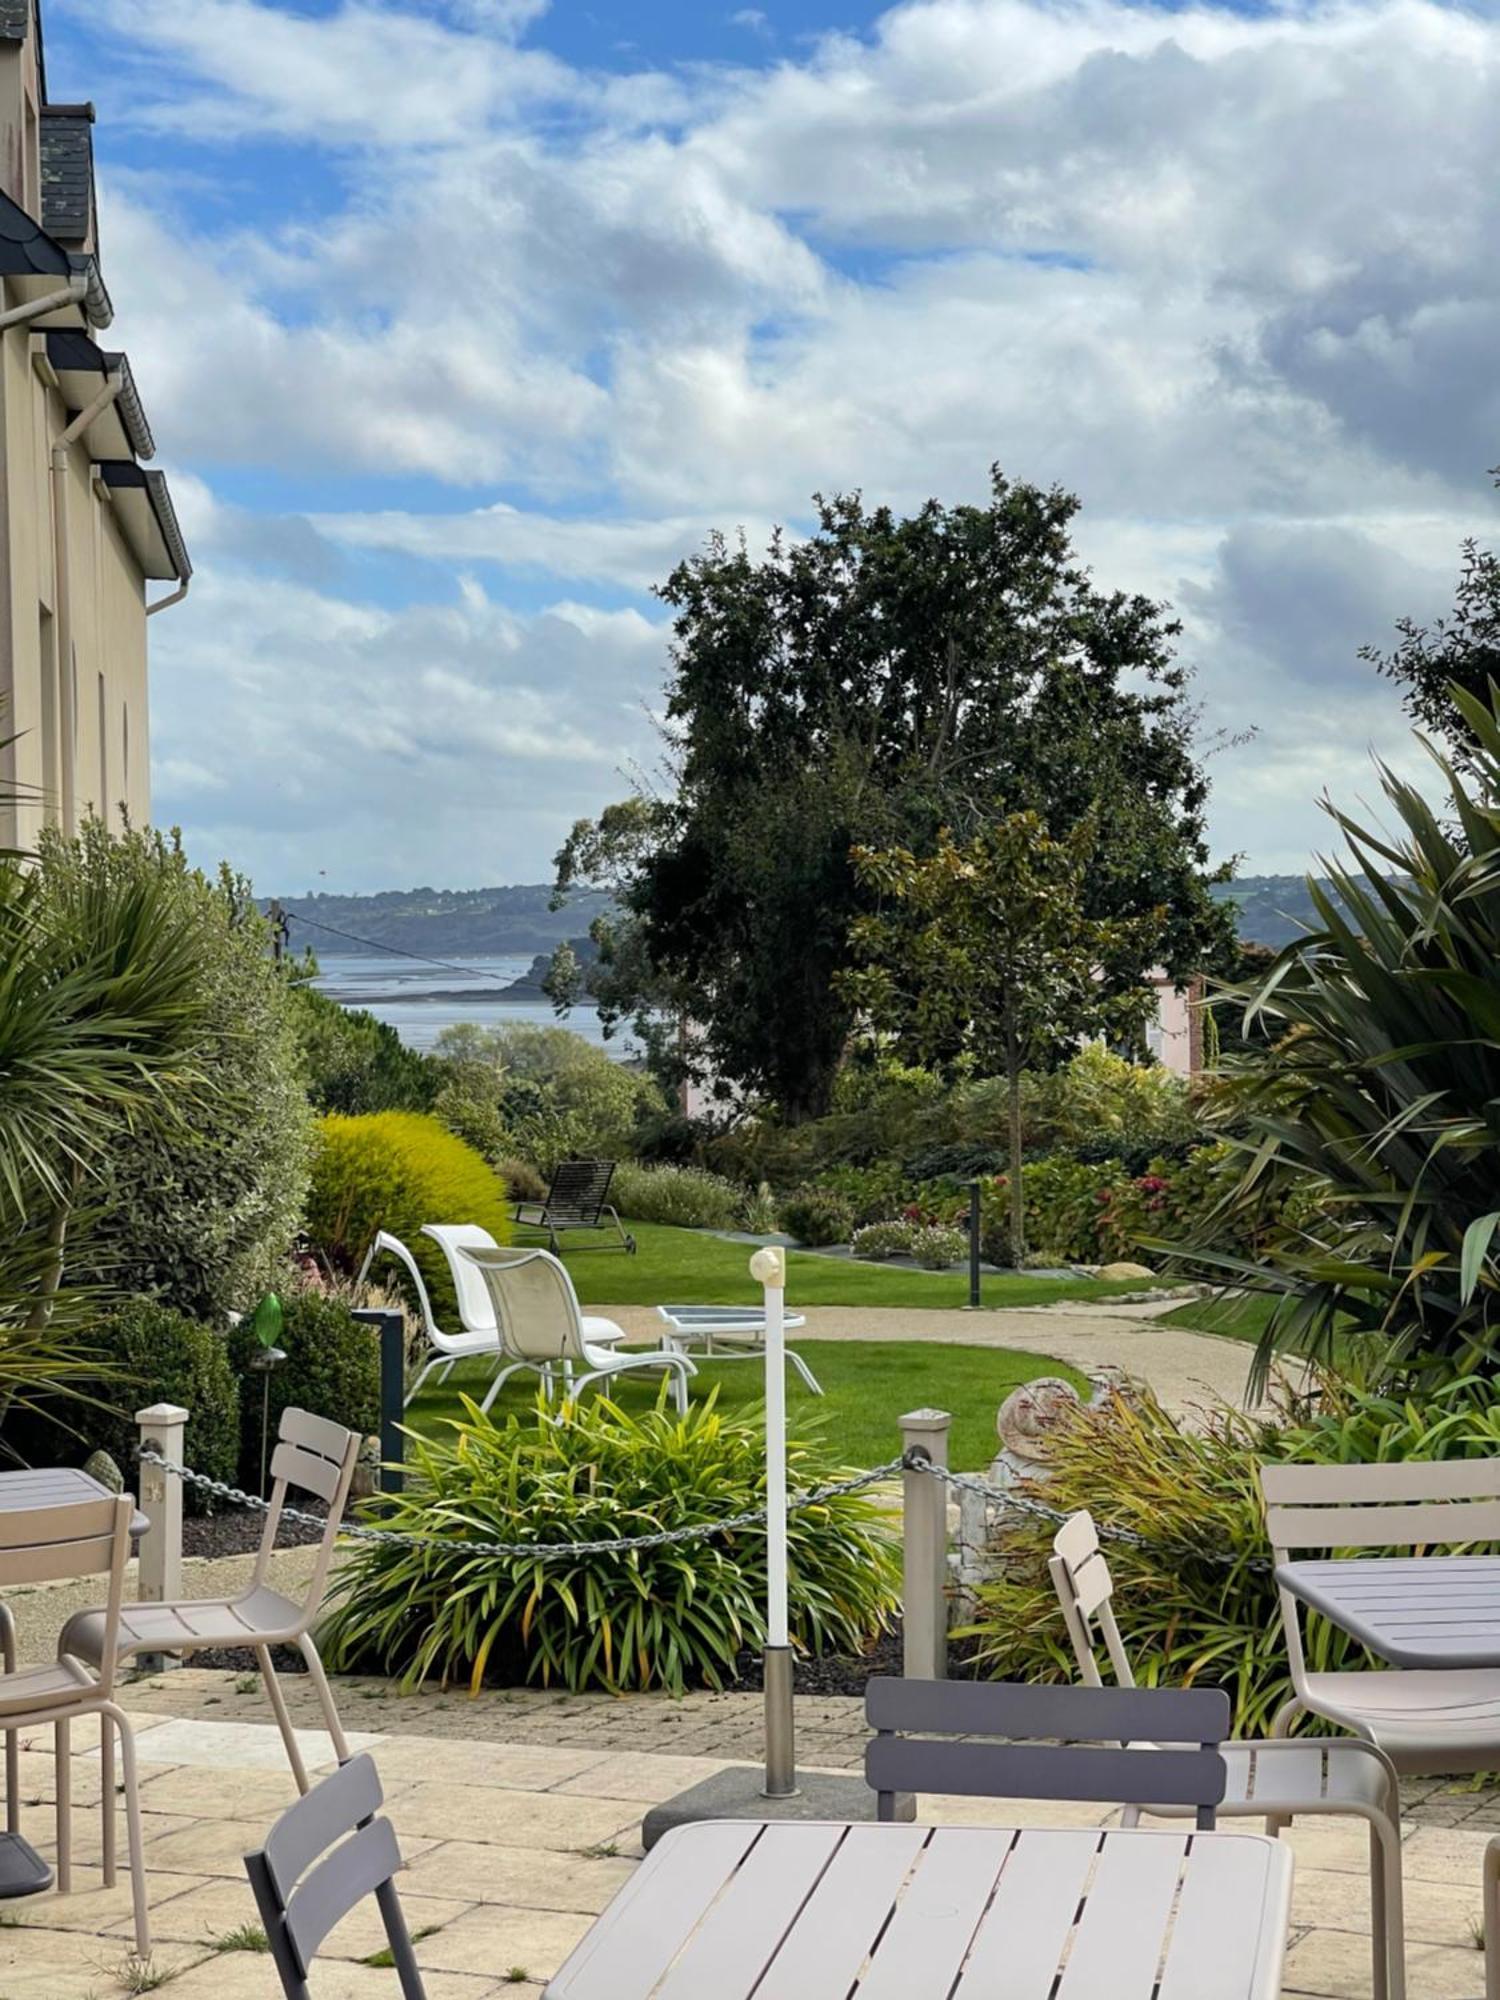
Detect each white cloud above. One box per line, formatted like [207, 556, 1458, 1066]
[62, 0, 1500, 883]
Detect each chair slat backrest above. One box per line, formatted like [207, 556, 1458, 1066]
[543, 1158, 615, 1224]
[255, 1408, 360, 1610]
[1048, 1511, 1136, 1690]
[864, 1677, 1229, 1830]
[461, 1246, 585, 1364]
[421, 1224, 500, 1334]
[246, 1754, 425, 2000]
[1259, 1458, 1500, 1553]
[40, 1495, 133, 1696]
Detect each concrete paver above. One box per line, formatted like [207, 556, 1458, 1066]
[0, 1700, 1494, 1998]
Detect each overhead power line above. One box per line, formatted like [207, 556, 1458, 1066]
[285, 910, 524, 986]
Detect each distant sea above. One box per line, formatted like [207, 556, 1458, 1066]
[312, 953, 642, 1060]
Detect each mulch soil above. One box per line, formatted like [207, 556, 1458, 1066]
[181, 1497, 328, 1561]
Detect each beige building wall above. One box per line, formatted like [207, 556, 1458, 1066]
[0, 5, 166, 852]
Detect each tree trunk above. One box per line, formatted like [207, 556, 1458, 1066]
[25, 1164, 79, 1333]
[1007, 1022, 1025, 1267]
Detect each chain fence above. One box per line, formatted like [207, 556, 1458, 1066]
[139, 1445, 1268, 1570]
[136, 1448, 910, 1560]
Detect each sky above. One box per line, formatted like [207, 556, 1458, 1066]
[42, 0, 1500, 896]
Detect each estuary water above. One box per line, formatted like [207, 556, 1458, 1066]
[311, 953, 641, 1058]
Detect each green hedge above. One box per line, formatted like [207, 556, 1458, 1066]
[227, 1289, 379, 1491]
[5, 1299, 240, 1515]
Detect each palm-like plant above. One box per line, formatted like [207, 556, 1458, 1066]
[0, 810, 212, 1432]
[1191, 684, 1500, 1387]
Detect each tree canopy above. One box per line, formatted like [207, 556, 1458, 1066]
[556, 466, 1234, 1120]
[1363, 468, 1500, 767]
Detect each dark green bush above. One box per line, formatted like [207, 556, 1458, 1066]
[6, 1299, 240, 1514]
[227, 1288, 379, 1490]
[319, 1391, 898, 1693]
[779, 1186, 855, 1247]
[291, 983, 438, 1116]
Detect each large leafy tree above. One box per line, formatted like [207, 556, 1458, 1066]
[1362, 468, 1500, 768]
[840, 812, 1163, 1262]
[558, 468, 1233, 1120]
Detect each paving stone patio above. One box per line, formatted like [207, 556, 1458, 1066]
[0, 1672, 1495, 1998]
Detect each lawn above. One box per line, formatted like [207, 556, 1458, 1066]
[406, 1339, 1087, 1473]
[511, 1219, 1169, 1312]
[1158, 1291, 1278, 1345]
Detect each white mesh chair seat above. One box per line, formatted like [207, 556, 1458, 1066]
[461, 1245, 695, 1416]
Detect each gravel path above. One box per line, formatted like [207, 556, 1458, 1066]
[599, 1298, 1268, 1419]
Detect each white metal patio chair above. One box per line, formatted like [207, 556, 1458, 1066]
[1050, 1508, 1405, 2000]
[1, 1493, 150, 1951]
[246, 1752, 426, 2000]
[1260, 1459, 1500, 1772]
[59, 1408, 360, 1798]
[461, 1245, 696, 1415]
[359, 1225, 627, 1409]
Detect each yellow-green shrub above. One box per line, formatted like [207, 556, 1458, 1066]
[305, 1113, 511, 1314]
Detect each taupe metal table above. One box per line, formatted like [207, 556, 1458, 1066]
[543, 1820, 1294, 1999]
[0, 1466, 149, 1898]
[1276, 1555, 1500, 1668]
[0, 1466, 149, 1537]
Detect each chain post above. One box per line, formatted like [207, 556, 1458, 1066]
[351, 1306, 405, 1494]
[900, 1409, 952, 1680]
[135, 1403, 188, 1674]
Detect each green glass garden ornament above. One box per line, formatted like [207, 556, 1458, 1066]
[248, 1291, 284, 1352]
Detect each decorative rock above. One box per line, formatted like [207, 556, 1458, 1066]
[1098, 1260, 1156, 1281]
[995, 1376, 1082, 1462]
[82, 1448, 123, 1495]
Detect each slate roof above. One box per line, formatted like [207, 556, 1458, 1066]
[40, 104, 94, 246]
[0, 2, 30, 43]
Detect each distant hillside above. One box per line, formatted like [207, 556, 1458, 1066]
[268, 884, 612, 958]
[272, 874, 1368, 961]
[1210, 874, 1377, 949]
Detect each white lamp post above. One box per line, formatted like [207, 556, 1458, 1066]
[750, 1244, 797, 1797]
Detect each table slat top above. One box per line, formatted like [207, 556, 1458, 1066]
[0, 1467, 149, 1538]
[544, 1821, 1292, 2000]
[1277, 1554, 1500, 1667]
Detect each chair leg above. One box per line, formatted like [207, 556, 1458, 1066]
[478, 1360, 529, 1416]
[375, 1876, 428, 2000]
[297, 1633, 352, 1766]
[402, 1355, 441, 1410]
[1371, 1799, 1406, 2000]
[55, 1717, 71, 1891]
[100, 1712, 116, 1887]
[787, 1349, 823, 1395]
[102, 1702, 150, 1959]
[1487, 1835, 1500, 2000]
[256, 1644, 310, 1794]
[0, 1608, 17, 1836]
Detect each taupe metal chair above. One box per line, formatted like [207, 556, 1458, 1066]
[865, 1674, 1230, 1829]
[1259, 1459, 1500, 1771]
[461, 1246, 694, 1416]
[1484, 1833, 1500, 1999]
[1051, 1508, 1405, 2000]
[245, 1752, 425, 2000]
[59, 1407, 360, 1795]
[0, 1493, 149, 1950]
